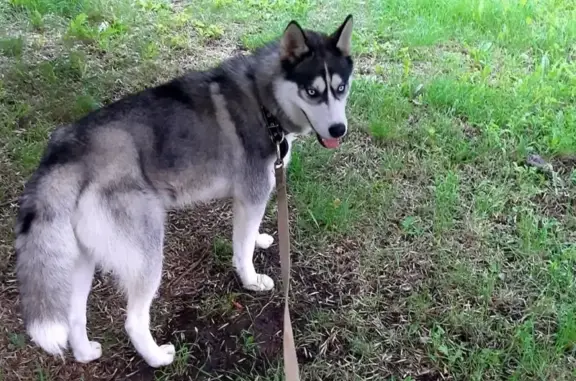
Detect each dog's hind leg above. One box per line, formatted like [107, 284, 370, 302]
[122, 258, 175, 368]
[68, 254, 101, 363]
[74, 186, 174, 368]
[232, 198, 274, 291]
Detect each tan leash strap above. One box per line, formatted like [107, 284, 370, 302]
[275, 159, 301, 381]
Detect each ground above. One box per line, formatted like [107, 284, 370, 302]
[1, 0, 576, 380]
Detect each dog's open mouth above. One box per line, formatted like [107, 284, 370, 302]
[301, 110, 341, 149]
[316, 133, 340, 149]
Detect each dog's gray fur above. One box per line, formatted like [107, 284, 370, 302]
[14, 16, 354, 367]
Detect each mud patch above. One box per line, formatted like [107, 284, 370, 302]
[159, 301, 285, 378]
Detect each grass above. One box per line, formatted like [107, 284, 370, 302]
[0, 0, 576, 380]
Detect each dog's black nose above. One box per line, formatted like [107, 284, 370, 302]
[328, 123, 346, 138]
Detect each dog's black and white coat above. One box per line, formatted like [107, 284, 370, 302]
[14, 16, 354, 367]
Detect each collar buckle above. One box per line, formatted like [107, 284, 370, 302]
[261, 107, 288, 164]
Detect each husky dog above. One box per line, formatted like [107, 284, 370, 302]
[14, 16, 354, 367]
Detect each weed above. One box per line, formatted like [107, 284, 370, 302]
[0, 37, 24, 57]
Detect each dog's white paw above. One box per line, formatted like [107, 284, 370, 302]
[256, 233, 274, 249]
[74, 341, 102, 363]
[243, 274, 275, 291]
[146, 344, 176, 368]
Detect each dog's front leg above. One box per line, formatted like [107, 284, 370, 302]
[232, 198, 274, 291]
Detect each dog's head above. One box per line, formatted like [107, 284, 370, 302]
[274, 15, 354, 148]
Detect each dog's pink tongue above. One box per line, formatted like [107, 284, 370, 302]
[322, 138, 340, 148]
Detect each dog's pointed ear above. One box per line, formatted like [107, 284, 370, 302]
[280, 21, 309, 60]
[332, 14, 353, 56]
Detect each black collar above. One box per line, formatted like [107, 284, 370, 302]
[261, 106, 289, 160]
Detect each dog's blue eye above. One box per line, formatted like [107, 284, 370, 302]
[306, 88, 317, 97]
[337, 84, 346, 93]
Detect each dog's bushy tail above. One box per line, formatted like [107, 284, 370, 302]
[14, 167, 82, 356]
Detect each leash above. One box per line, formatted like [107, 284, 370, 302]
[275, 143, 301, 381]
[262, 105, 301, 380]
